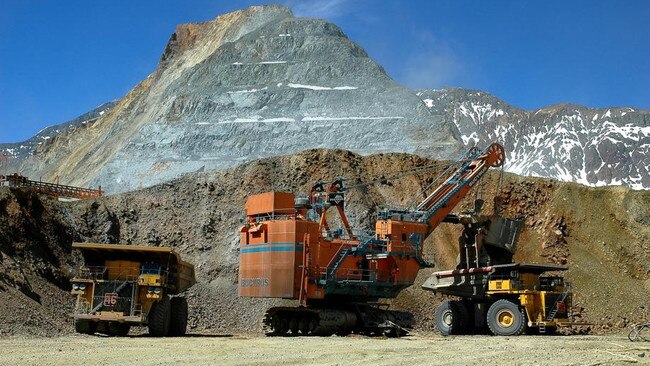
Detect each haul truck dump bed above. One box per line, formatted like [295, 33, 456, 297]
[70, 243, 195, 336]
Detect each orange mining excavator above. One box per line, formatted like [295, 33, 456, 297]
[239, 143, 506, 336]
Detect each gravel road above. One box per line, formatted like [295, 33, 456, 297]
[0, 333, 648, 366]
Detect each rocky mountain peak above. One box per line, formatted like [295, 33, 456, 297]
[4, 6, 457, 193]
[161, 5, 293, 64]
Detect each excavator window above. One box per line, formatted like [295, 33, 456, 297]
[409, 233, 423, 250]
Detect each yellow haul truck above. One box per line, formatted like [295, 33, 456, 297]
[70, 243, 195, 336]
[423, 263, 573, 335]
[422, 216, 577, 336]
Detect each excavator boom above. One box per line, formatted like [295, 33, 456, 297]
[416, 143, 505, 234]
[374, 143, 505, 248]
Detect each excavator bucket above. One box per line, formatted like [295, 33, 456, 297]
[484, 217, 523, 253]
[483, 217, 523, 265]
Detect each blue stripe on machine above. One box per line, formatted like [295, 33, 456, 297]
[243, 242, 302, 246]
[241, 242, 303, 253]
[241, 246, 302, 253]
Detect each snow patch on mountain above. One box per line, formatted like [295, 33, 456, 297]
[418, 88, 649, 190]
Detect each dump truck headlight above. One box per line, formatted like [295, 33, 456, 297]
[148, 288, 154, 294]
[73, 284, 80, 290]
[79, 283, 86, 290]
[154, 287, 162, 294]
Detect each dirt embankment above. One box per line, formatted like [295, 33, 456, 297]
[0, 149, 648, 336]
[0, 188, 77, 336]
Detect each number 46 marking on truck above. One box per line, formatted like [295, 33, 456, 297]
[104, 293, 118, 306]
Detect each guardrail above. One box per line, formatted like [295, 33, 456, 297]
[74, 266, 168, 282]
[0, 173, 103, 199]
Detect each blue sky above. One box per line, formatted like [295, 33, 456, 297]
[1, 0, 649, 143]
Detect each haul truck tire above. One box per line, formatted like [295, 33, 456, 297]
[435, 300, 469, 335]
[74, 319, 97, 335]
[169, 297, 189, 336]
[148, 296, 171, 337]
[108, 322, 130, 336]
[487, 299, 526, 336]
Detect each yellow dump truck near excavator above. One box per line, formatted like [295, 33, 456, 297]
[70, 243, 195, 336]
[421, 214, 584, 335]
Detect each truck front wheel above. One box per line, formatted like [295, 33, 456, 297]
[148, 297, 171, 337]
[487, 299, 526, 336]
[169, 297, 188, 336]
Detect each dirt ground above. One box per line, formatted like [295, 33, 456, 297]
[0, 333, 648, 366]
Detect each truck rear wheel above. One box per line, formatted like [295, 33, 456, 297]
[435, 300, 469, 335]
[487, 299, 526, 336]
[169, 297, 188, 336]
[148, 297, 171, 337]
[74, 319, 97, 335]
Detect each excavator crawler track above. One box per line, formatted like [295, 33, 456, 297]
[263, 306, 413, 337]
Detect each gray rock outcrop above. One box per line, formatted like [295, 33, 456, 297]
[2, 5, 459, 193]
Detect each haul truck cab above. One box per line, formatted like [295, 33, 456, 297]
[70, 243, 195, 337]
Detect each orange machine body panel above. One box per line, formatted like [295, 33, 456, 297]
[240, 192, 321, 299]
[240, 219, 320, 298]
[245, 191, 295, 216]
[374, 220, 429, 284]
[239, 192, 429, 302]
[375, 220, 428, 253]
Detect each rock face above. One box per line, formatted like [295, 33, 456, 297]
[3, 5, 458, 193]
[0, 188, 77, 336]
[418, 88, 650, 189]
[0, 102, 115, 160]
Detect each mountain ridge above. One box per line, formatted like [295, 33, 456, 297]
[417, 88, 649, 189]
[1, 4, 647, 191]
[4, 4, 460, 192]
